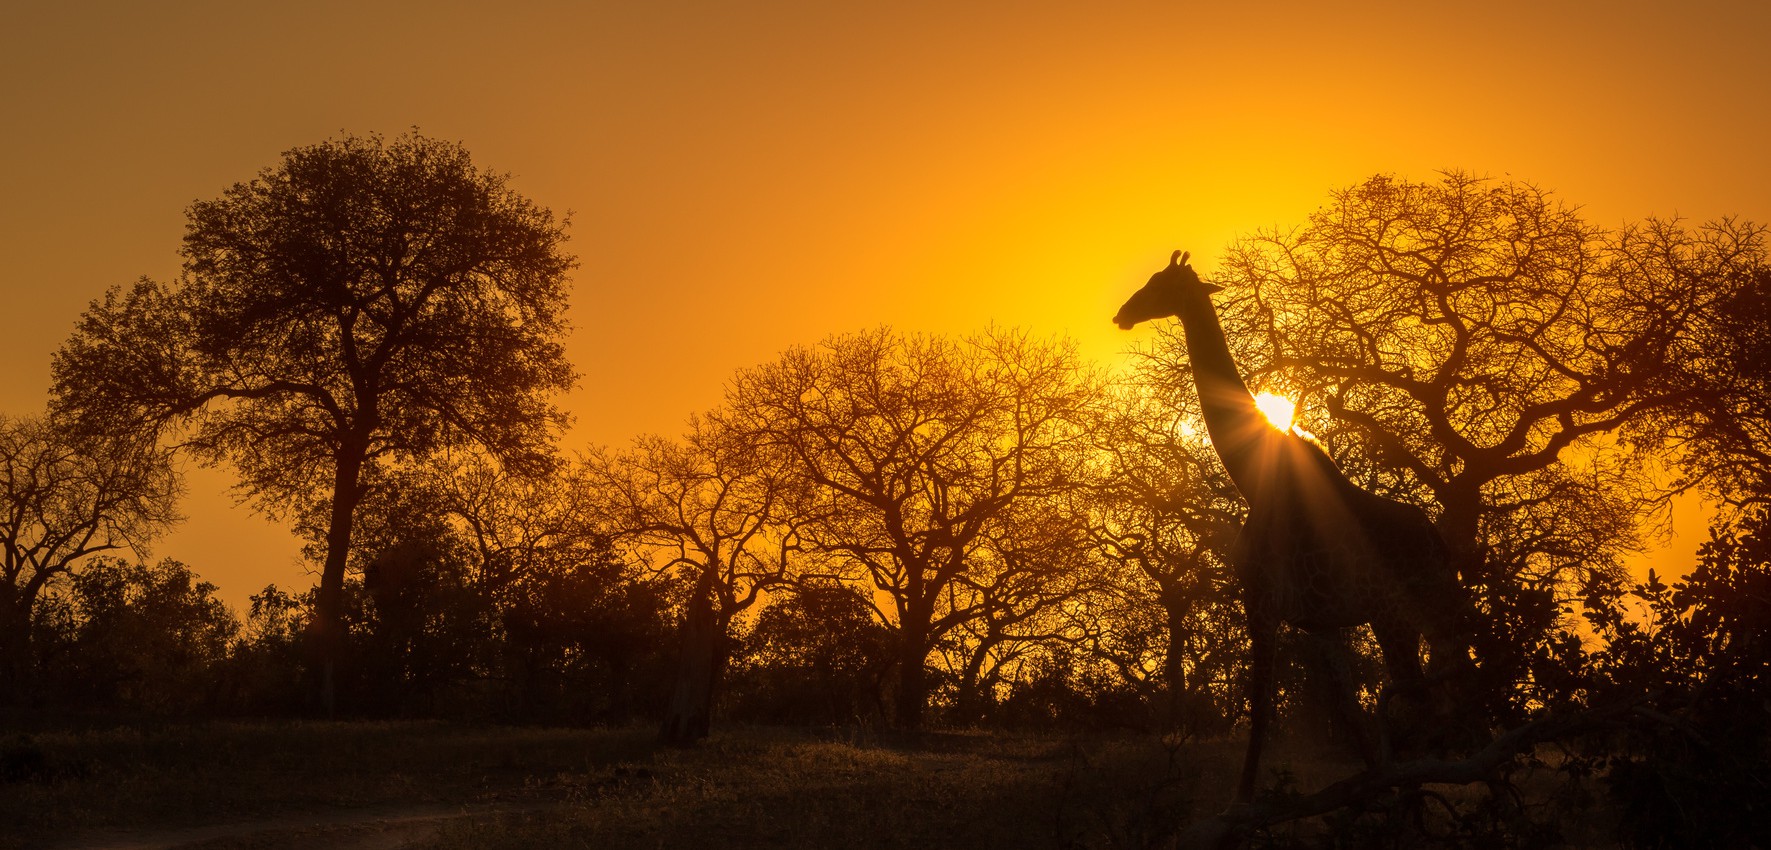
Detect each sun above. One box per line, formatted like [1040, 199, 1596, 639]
[1253, 392, 1296, 432]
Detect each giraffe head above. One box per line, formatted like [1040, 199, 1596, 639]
[1112, 250, 1222, 329]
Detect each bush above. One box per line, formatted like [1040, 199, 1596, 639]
[31, 558, 237, 715]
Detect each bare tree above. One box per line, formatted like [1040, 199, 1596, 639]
[1157, 173, 1713, 708]
[582, 414, 799, 743]
[0, 415, 179, 693]
[51, 132, 575, 712]
[1079, 384, 1245, 734]
[725, 327, 1103, 727]
[1617, 220, 1771, 507]
[432, 451, 608, 600]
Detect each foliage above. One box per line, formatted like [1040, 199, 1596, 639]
[1571, 508, 1771, 847]
[50, 131, 576, 707]
[28, 558, 235, 715]
[499, 543, 678, 725]
[727, 582, 893, 724]
[0, 415, 179, 696]
[221, 584, 308, 713]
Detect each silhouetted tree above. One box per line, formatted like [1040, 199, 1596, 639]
[51, 132, 575, 713]
[1568, 504, 1771, 847]
[937, 491, 1101, 723]
[726, 327, 1103, 728]
[0, 415, 179, 698]
[1078, 385, 1245, 735]
[435, 451, 672, 722]
[224, 584, 308, 713]
[437, 451, 607, 600]
[31, 557, 235, 714]
[498, 542, 675, 724]
[1161, 173, 1713, 714]
[1623, 225, 1771, 506]
[729, 582, 893, 724]
[582, 415, 800, 743]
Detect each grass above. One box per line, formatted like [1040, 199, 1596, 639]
[430, 726, 1229, 849]
[0, 720, 653, 847]
[0, 720, 1622, 849]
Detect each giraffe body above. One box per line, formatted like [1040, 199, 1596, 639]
[1114, 251, 1476, 805]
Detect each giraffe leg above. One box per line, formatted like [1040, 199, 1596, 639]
[1421, 624, 1488, 750]
[1371, 621, 1431, 755]
[1235, 615, 1278, 806]
[1299, 629, 1378, 768]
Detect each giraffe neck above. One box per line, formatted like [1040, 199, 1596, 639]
[1173, 287, 1273, 494]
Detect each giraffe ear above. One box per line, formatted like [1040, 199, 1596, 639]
[1202, 281, 1223, 294]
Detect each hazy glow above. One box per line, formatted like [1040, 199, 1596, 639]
[1254, 392, 1296, 432]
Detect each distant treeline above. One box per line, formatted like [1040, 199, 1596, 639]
[3, 134, 1769, 843]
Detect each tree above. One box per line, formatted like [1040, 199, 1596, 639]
[730, 581, 893, 724]
[725, 327, 1103, 727]
[1079, 385, 1245, 734]
[582, 415, 799, 743]
[0, 415, 179, 696]
[435, 451, 672, 723]
[1622, 223, 1771, 506]
[52, 132, 575, 712]
[33, 557, 237, 714]
[1567, 504, 1771, 847]
[1164, 173, 1708, 710]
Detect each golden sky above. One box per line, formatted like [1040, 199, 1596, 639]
[4, 0, 1767, 606]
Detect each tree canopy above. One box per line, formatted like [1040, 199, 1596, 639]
[51, 131, 576, 711]
[725, 327, 1104, 727]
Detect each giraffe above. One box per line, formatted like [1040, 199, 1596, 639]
[1114, 251, 1476, 805]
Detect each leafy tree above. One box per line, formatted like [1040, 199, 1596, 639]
[51, 132, 575, 712]
[1163, 173, 1714, 711]
[498, 541, 676, 724]
[725, 327, 1103, 727]
[33, 557, 236, 714]
[1568, 506, 1771, 847]
[223, 584, 308, 713]
[0, 415, 179, 695]
[433, 451, 674, 723]
[729, 582, 893, 724]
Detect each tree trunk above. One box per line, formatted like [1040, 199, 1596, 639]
[1162, 600, 1191, 734]
[952, 634, 998, 724]
[659, 565, 720, 745]
[894, 633, 929, 729]
[0, 594, 29, 705]
[311, 436, 369, 718]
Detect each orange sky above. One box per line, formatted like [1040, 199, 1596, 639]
[4, 1, 1767, 608]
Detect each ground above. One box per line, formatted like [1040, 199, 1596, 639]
[1, 721, 1611, 849]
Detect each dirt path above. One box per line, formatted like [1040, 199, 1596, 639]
[47, 801, 555, 850]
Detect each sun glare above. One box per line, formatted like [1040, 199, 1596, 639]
[1254, 392, 1296, 432]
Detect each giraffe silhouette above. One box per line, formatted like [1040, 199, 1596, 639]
[1115, 251, 1477, 805]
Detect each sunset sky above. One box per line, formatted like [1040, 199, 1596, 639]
[5, 0, 1768, 607]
